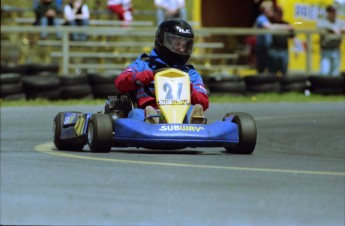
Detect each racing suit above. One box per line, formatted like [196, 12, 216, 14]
[115, 49, 209, 111]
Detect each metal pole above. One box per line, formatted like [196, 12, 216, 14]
[306, 32, 312, 76]
[62, 30, 69, 75]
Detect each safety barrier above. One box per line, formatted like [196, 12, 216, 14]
[1, 69, 344, 101]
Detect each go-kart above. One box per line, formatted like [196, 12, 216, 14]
[53, 68, 257, 154]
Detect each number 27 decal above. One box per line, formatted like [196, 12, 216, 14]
[163, 82, 183, 99]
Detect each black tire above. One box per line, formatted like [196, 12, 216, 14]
[280, 75, 307, 84]
[22, 75, 60, 91]
[27, 63, 59, 75]
[223, 112, 257, 154]
[88, 73, 118, 84]
[87, 114, 113, 153]
[308, 76, 344, 95]
[0, 83, 23, 96]
[246, 82, 281, 93]
[1, 64, 28, 74]
[208, 74, 242, 83]
[92, 84, 119, 99]
[222, 112, 248, 121]
[26, 89, 61, 100]
[60, 84, 93, 99]
[310, 88, 344, 95]
[243, 73, 278, 85]
[209, 80, 246, 94]
[281, 82, 307, 93]
[53, 112, 84, 151]
[60, 74, 89, 85]
[0, 73, 22, 84]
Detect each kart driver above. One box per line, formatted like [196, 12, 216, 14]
[114, 18, 209, 124]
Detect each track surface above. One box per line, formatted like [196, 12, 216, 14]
[1, 102, 344, 225]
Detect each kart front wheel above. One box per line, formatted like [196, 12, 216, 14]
[87, 113, 113, 153]
[53, 112, 84, 151]
[224, 112, 257, 154]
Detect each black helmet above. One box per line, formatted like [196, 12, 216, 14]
[154, 18, 194, 66]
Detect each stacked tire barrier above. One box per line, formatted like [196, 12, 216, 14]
[1, 64, 344, 100]
[207, 74, 246, 95]
[22, 74, 61, 100]
[87, 73, 119, 99]
[205, 73, 344, 96]
[0, 64, 120, 100]
[0, 73, 25, 100]
[1, 64, 59, 100]
[279, 74, 308, 93]
[60, 74, 93, 99]
[308, 75, 344, 95]
[243, 73, 281, 94]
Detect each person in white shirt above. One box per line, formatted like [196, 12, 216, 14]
[317, 5, 345, 76]
[107, 0, 133, 23]
[154, 0, 187, 25]
[64, 0, 90, 41]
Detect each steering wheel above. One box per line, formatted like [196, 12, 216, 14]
[144, 83, 156, 98]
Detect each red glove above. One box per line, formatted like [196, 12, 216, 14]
[135, 70, 154, 86]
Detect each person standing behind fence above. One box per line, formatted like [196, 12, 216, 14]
[107, 0, 133, 24]
[254, 1, 292, 74]
[154, 0, 187, 26]
[253, 1, 275, 73]
[34, 0, 61, 39]
[268, 5, 294, 76]
[33, 0, 63, 15]
[64, 0, 90, 41]
[317, 5, 345, 76]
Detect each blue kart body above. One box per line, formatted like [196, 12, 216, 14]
[54, 69, 256, 153]
[60, 111, 239, 150]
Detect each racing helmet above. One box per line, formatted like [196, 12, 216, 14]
[154, 18, 194, 66]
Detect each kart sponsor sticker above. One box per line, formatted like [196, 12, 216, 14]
[159, 125, 204, 132]
[64, 115, 78, 125]
[158, 99, 190, 105]
[74, 114, 87, 136]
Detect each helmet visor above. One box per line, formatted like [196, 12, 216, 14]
[163, 32, 193, 55]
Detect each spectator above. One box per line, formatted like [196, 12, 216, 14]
[64, 0, 90, 41]
[114, 19, 208, 124]
[154, 0, 187, 26]
[268, 5, 294, 76]
[317, 5, 345, 76]
[34, 0, 61, 39]
[107, 0, 133, 23]
[253, 1, 292, 73]
[33, 0, 63, 15]
[55, 0, 64, 14]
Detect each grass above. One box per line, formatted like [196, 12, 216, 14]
[209, 92, 345, 103]
[1, 93, 344, 107]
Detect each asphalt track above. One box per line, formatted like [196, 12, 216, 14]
[1, 102, 344, 226]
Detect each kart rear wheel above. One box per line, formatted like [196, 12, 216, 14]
[87, 114, 113, 153]
[224, 112, 257, 154]
[54, 112, 84, 151]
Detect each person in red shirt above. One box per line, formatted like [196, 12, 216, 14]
[114, 19, 208, 124]
[107, 0, 133, 23]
